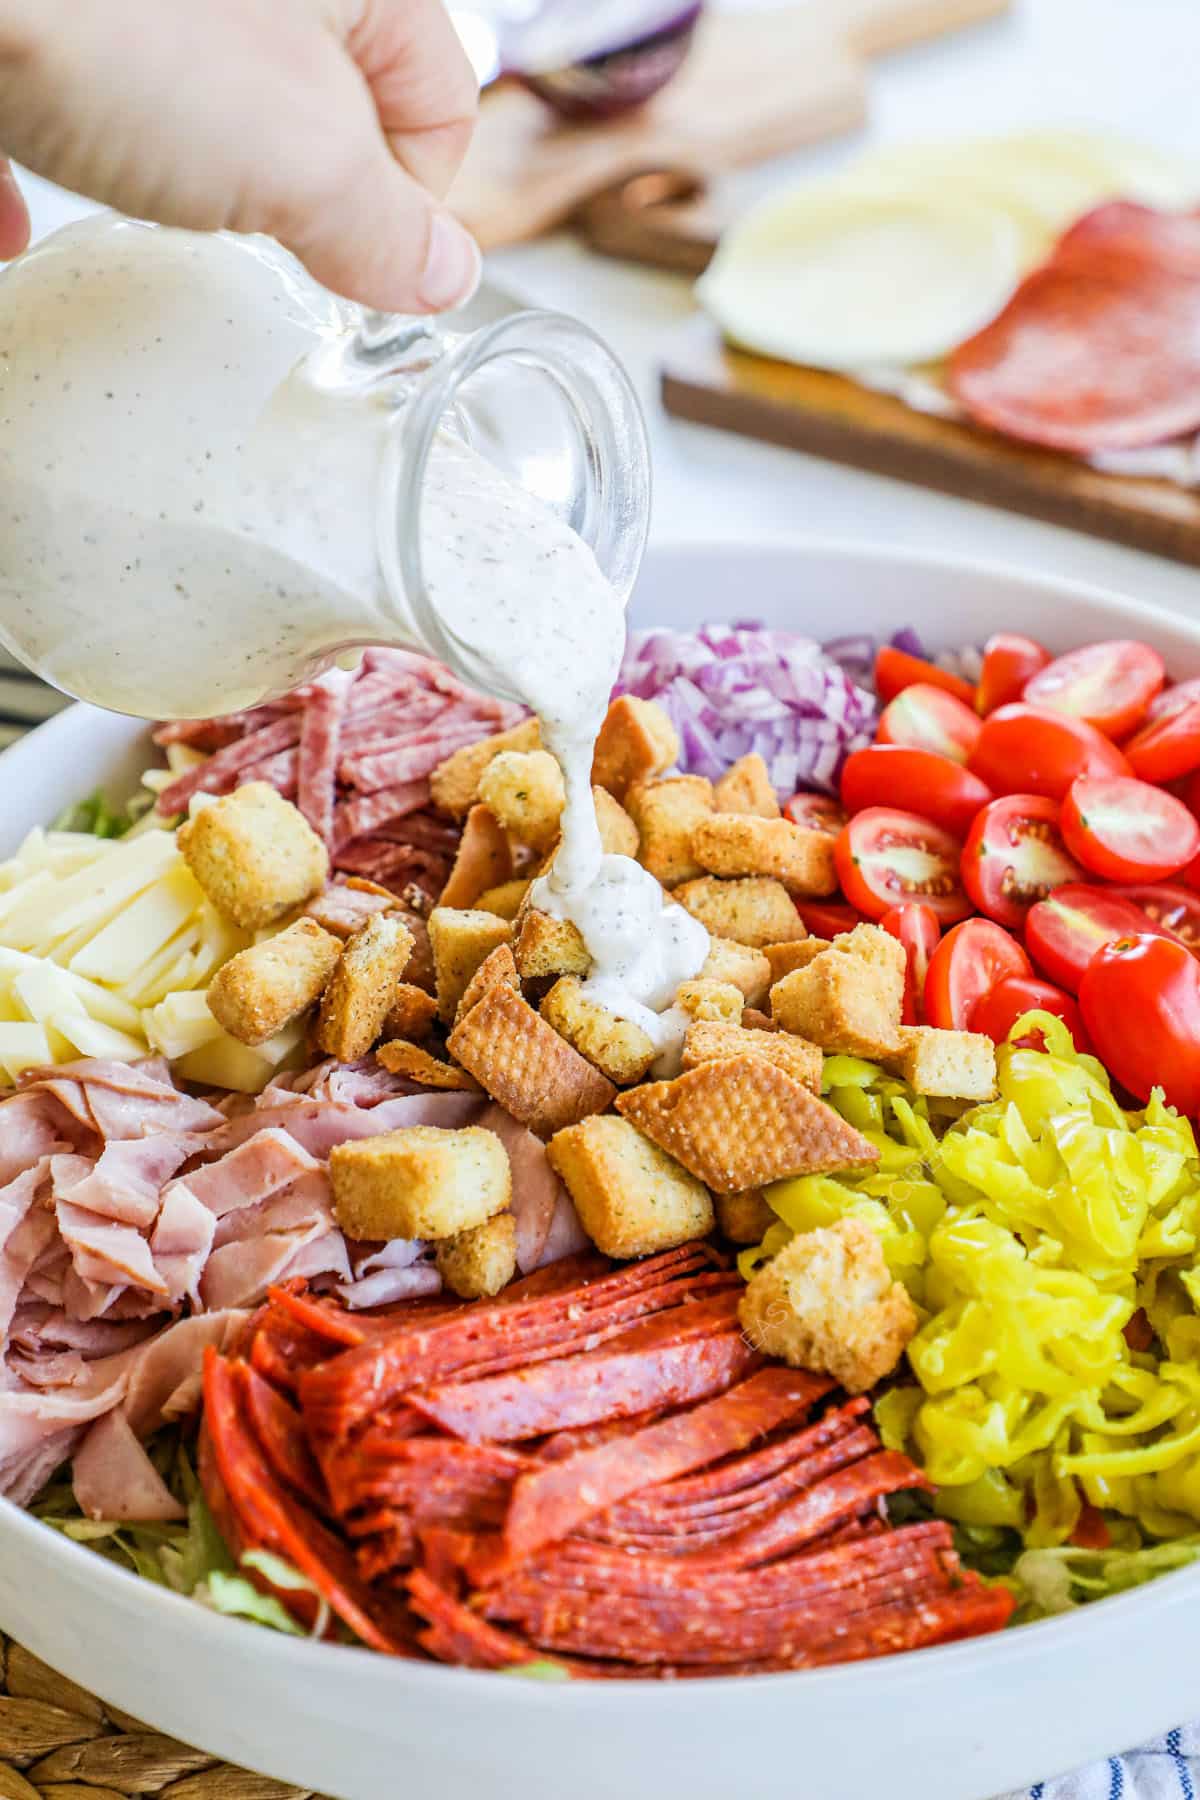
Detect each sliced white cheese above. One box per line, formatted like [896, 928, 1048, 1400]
[12, 961, 88, 1024]
[52, 1013, 148, 1062]
[174, 1016, 305, 1095]
[0, 1022, 52, 1082]
[69, 862, 204, 982]
[143, 989, 223, 1060]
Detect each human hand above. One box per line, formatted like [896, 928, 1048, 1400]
[0, 0, 481, 312]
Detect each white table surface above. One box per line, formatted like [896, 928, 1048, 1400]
[18, 0, 1200, 625]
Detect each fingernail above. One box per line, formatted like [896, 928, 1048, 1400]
[418, 212, 481, 312]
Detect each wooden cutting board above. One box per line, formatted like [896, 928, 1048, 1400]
[660, 315, 1200, 566]
[451, 0, 1010, 252]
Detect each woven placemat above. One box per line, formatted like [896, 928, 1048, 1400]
[0, 1634, 328, 1800]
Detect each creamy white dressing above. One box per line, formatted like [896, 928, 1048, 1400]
[0, 218, 708, 1040]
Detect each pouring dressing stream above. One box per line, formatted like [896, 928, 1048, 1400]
[0, 217, 708, 1047]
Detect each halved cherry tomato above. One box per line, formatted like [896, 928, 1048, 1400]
[793, 899, 863, 937]
[880, 902, 941, 1025]
[1024, 883, 1170, 992]
[1080, 933, 1200, 1110]
[876, 684, 981, 767]
[874, 645, 976, 709]
[784, 793, 847, 835]
[840, 745, 992, 840]
[1124, 702, 1200, 784]
[834, 809, 972, 925]
[961, 795, 1083, 930]
[1060, 775, 1200, 882]
[970, 974, 1090, 1054]
[1146, 675, 1200, 724]
[1109, 882, 1200, 954]
[968, 703, 1130, 800]
[1022, 638, 1164, 739]
[924, 917, 1031, 1031]
[976, 633, 1050, 717]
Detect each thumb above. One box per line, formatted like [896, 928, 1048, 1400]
[281, 149, 480, 316]
[0, 158, 30, 261]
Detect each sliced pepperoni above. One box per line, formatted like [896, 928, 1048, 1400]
[237, 1362, 329, 1514]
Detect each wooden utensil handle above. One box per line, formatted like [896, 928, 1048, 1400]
[574, 170, 724, 275]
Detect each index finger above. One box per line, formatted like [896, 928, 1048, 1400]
[346, 0, 478, 199]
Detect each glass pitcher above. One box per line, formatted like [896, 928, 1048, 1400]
[0, 215, 649, 719]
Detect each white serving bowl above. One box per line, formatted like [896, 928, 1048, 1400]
[1, 539, 1198, 1800]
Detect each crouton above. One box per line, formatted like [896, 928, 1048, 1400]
[675, 876, 805, 948]
[315, 913, 414, 1060]
[691, 815, 837, 897]
[436, 1212, 518, 1299]
[700, 937, 772, 1009]
[428, 908, 512, 1025]
[206, 917, 342, 1047]
[474, 878, 532, 921]
[681, 1021, 823, 1093]
[764, 938, 827, 984]
[591, 696, 679, 802]
[382, 982, 438, 1042]
[430, 718, 541, 819]
[833, 923, 907, 984]
[714, 1188, 775, 1245]
[447, 982, 616, 1139]
[770, 942, 903, 1059]
[513, 908, 590, 981]
[626, 776, 713, 887]
[376, 1039, 480, 1091]
[738, 1217, 917, 1393]
[541, 977, 658, 1085]
[547, 1114, 713, 1259]
[177, 781, 328, 930]
[673, 978, 746, 1025]
[455, 942, 520, 1023]
[593, 787, 640, 859]
[713, 754, 780, 819]
[883, 1026, 997, 1101]
[478, 751, 565, 854]
[329, 1125, 510, 1241]
[438, 804, 513, 911]
[616, 1055, 877, 1193]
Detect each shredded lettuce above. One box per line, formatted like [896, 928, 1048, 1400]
[51, 788, 144, 838]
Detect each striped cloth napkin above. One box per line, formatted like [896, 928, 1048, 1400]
[0, 648, 71, 746]
[999, 1730, 1200, 1800]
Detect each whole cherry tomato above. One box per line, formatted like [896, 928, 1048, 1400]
[880, 902, 941, 1025]
[874, 645, 976, 708]
[840, 745, 992, 840]
[1024, 883, 1172, 992]
[1060, 775, 1200, 883]
[976, 633, 1050, 716]
[961, 794, 1083, 930]
[924, 916, 1031, 1031]
[968, 703, 1130, 800]
[784, 793, 847, 835]
[970, 974, 1091, 1055]
[834, 808, 972, 925]
[1124, 701, 1200, 785]
[877, 684, 981, 766]
[1079, 933, 1200, 1111]
[1022, 638, 1164, 739]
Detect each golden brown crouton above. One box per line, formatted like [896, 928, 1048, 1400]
[691, 815, 837, 897]
[177, 782, 328, 930]
[714, 1188, 775, 1245]
[438, 804, 514, 911]
[547, 1114, 713, 1259]
[540, 977, 658, 1085]
[513, 908, 590, 981]
[430, 718, 541, 819]
[674, 876, 805, 949]
[626, 776, 714, 888]
[478, 751, 565, 854]
[455, 942, 520, 1023]
[591, 696, 679, 802]
[833, 923, 907, 984]
[593, 787, 640, 859]
[770, 948, 902, 1060]
[673, 978, 746, 1025]
[700, 937, 772, 1010]
[474, 878, 532, 921]
[616, 1055, 877, 1194]
[681, 1021, 823, 1093]
[764, 939, 827, 984]
[330, 1126, 510, 1241]
[738, 1217, 917, 1393]
[315, 913, 414, 1060]
[206, 917, 342, 1047]
[435, 1212, 518, 1299]
[713, 754, 780, 819]
[376, 1039, 480, 1091]
[428, 908, 513, 1025]
[446, 983, 616, 1139]
[382, 982, 438, 1042]
[883, 1026, 997, 1101]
